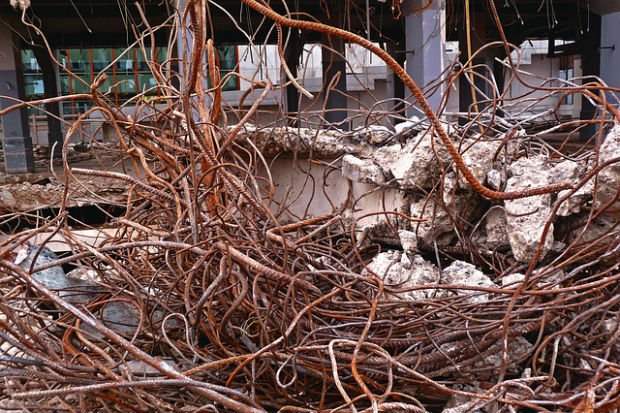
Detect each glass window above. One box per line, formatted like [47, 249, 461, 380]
[21, 50, 45, 99]
[62, 100, 93, 115]
[135, 48, 151, 72]
[24, 45, 174, 116]
[68, 48, 91, 73]
[24, 75, 44, 97]
[137, 73, 158, 91]
[207, 46, 239, 91]
[114, 47, 133, 72]
[116, 74, 136, 95]
[21, 49, 40, 73]
[91, 48, 112, 72]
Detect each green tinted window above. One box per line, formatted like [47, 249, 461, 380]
[23, 45, 238, 117]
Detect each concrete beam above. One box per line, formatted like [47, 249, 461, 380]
[404, 0, 445, 116]
[0, 25, 34, 174]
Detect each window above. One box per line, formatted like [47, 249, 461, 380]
[22, 45, 239, 118]
[22, 46, 169, 117]
[20, 50, 46, 138]
[22, 50, 44, 98]
[208, 45, 239, 91]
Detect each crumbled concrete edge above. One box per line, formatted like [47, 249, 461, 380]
[233, 124, 376, 157]
[442, 260, 497, 303]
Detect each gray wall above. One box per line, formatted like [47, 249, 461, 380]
[601, 12, 620, 102]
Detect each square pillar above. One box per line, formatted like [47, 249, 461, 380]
[0, 25, 34, 174]
[405, 0, 445, 116]
[601, 12, 620, 96]
[32, 47, 62, 158]
[580, 12, 601, 139]
[386, 41, 406, 124]
[322, 31, 349, 130]
[283, 29, 303, 126]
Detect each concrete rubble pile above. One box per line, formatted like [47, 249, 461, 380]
[237, 120, 620, 411]
[1, 119, 619, 413]
[238, 119, 618, 260]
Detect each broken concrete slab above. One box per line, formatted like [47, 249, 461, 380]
[501, 272, 525, 287]
[2, 226, 161, 253]
[409, 197, 456, 246]
[486, 168, 504, 191]
[366, 255, 497, 304]
[398, 229, 418, 253]
[408, 188, 479, 248]
[234, 124, 375, 157]
[568, 213, 618, 245]
[471, 336, 533, 373]
[266, 157, 408, 228]
[15, 244, 100, 304]
[484, 208, 510, 249]
[441, 383, 497, 413]
[352, 124, 393, 145]
[0, 180, 127, 212]
[549, 159, 592, 217]
[13, 244, 164, 338]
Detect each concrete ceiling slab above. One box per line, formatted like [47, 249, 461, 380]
[589, 0, 620, 15]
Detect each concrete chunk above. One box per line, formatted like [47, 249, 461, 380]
[341, 154, 386, 184]
[364, 251, 442, 301]
[442, 260, 497, 303]
[504, 155, 554, 262]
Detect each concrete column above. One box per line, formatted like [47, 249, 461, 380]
[0, 25, 34, 174]
[321, 31, 349, 130]
[404, 0, 445, 116]
[386, 41, 406, 124]
[32, 47, 62, 158]
[580, 12, 601, 139]
[601, 11, 620, 97]
[456, 8, 500, 122]
[283, 29, 303, 126]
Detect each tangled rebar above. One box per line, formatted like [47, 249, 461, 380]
[1, 1, 620, 412]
